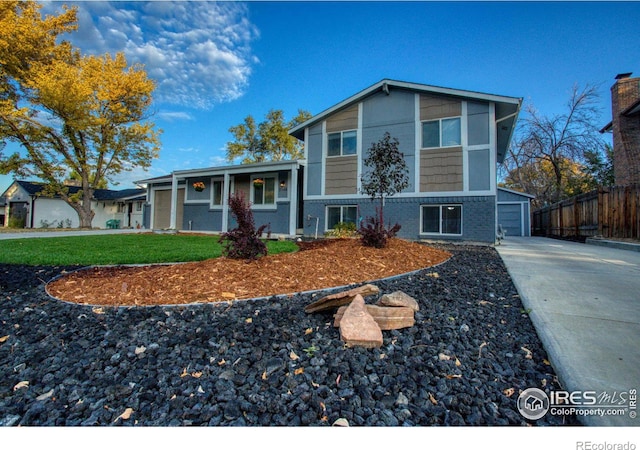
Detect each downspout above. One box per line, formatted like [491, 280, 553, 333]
[30, 195, 36, 229]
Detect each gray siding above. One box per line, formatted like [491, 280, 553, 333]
[183, 204, 223, 231]
[362, 90, 416, 192]
[468, 149, 491, 191]
[306, 124, 323, 196]
[304, 195, 497, 243]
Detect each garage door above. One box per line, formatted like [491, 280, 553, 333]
[153, 189, 184, 230]
[498, 204, 522, 237]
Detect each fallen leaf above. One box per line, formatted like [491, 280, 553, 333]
[13, 381, 29, 391]
[261, 371, 267, 380]
[503, 388, 515, 397]
[92, 307, 105, 315]
[438, 353, 451, 361]
[197, 386, 205, 394]
[445, 374, 462, 379]
[521, 347, 533, 359]
[217, 359, 226, 366]
[541, 379, 548, 387]
[289, 350, 299, 361]
[427, 272, 439, 278]
[180, 368, 189, 377]
[543, 359, 551, 366]
[478, 341, 488, 358]
[336, 374, 341, 386]
[294, 367, 304, 375]
[135, 346, 146, 355]
[36, 389, 54, 401]
[429, 392, 438, 405]
[305, 328, 313, 335]
[245, 317, 253, 324]
[114, 407, 134, 422]
[479, 300, 494, 306]
[0, 335, 9, 344]
[455, 358, 462, 367]
[311, 381, 320, 388]
[191, 371, 203, 378]
[221, 292, 236, 299]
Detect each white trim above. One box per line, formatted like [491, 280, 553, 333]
[304, 189, 495, 202]
[169, 173, 178, 230]
[221, 171, 230, 232]
[356, 102, 363, 194]
[489, 102, 497, 194]
[497, 186, 536, 199]
[414, 93, 421, 194]
[321, 121, 327, 195]
[289, 164, 299, 235]
[209, 177, 224, 209]
[461, 101, 469, 192]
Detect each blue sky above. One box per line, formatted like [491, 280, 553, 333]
[2, 0, 640, 195]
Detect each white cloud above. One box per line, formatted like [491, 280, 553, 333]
[157, 111, 194, 122]
[55, 1, 259, 110]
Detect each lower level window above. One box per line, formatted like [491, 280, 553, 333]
[421, 205, 462, 235]
[327, 205, 357, 230]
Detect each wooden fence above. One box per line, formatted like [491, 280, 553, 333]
[531, 184, 640, 240]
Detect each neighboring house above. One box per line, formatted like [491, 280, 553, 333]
[1, 180, 146, 229]
[600, 73, 640, 186]
[142, 79, 528, 242]
[290, 79, 524, 242]
[138, 160, 302, 236]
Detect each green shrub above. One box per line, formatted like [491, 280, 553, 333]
[325, 221, 357, 238]
[8, 216, 25, 228]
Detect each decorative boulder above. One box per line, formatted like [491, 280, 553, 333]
[377, 291, 420, 311]
[334, 304, 415, 330]
[304, 284, 380, 314]
[339, 294, 383, 348]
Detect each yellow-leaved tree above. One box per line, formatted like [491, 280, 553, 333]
[0, 1, 160, 228]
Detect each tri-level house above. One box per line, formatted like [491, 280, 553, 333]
[139, 79, 532, 242]
[289, 79, 529, 242]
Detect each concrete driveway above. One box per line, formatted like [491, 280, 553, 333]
[496, 236, 640, 426]
[0, 228, 149, 240]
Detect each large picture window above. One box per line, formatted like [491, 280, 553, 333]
[421, 205, 462, 235]
[252, 176, 275, 205]
[326, 205, 358, 230]
[327, 130, 357, 156]
[422, 117, 461, 148]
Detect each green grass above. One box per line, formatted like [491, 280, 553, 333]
[0, 233, 299, 266]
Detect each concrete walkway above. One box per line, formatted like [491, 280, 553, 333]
[496, 236, 640, 426]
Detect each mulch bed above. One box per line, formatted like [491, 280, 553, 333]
[46, 238, 452, 306]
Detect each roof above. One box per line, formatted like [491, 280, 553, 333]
[2, 180, 145, 201]
[137, 159, 303, 184]
[497, 186, 536, 199]
[288, 78, 522, 163]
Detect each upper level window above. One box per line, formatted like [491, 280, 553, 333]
[328, 130, 357, 156]
[252, 176, 275, 205]
[422, 117, 461, 148]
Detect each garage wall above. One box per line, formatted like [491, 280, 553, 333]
[497, 188, 533, 237]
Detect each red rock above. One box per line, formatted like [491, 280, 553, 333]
[339, 294, 383, 348]
[377, 291, 419, 311]
[304, 284, 380, 313]
[334, 304, 415, 330]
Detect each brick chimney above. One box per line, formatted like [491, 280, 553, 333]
[610, 73, 640, 185]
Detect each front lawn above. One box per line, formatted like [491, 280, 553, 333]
[0, 233, 298, 266]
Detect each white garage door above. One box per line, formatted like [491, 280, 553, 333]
[498, 203, 523, 237]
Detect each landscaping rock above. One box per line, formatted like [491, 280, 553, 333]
[338, 295, 383, 348]
[304, 284, 380, 313]
[333, 304, 415, 330]
[0, 246, 579, 426]
[377, 291, 420, 311]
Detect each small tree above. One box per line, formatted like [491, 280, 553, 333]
[219, 191, 270, 260]
[359, 132, 409, 248]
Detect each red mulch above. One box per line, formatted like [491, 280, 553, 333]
[46, 238, 451, 307]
